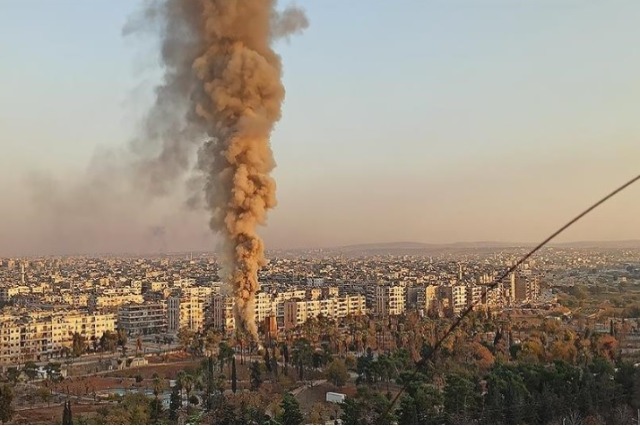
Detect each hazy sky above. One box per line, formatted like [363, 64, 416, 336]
[1, 0, 639, 256]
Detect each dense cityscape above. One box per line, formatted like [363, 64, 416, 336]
[0, 246, 638, 423]
[2, 0, 639, 424]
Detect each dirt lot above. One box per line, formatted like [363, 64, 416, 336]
[106, 359, 202, 380]
[13, 402, 103, 425]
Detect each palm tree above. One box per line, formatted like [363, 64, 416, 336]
[217, 342, 234, 375]
[182, 374, 194, 401]
[292, 338, 313, 382]
[235, 330, 248, 365]
[176, 371, 187, 401]
[204, 329, 221, 357]
[152, 374, 164, 400]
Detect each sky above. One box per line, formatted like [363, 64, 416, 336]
[0, 0, 639, 256]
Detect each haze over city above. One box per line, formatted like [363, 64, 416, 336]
[1, 0, 639, 257]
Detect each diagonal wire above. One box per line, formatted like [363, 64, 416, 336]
[378, 173, 640, 421]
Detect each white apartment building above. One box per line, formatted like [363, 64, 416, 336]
[438, 285, 468, 316]
[416, 285, 438, 315]
[168, 293, 204, 332]
[0, 310, 116, 366]
[118, 302, 167, 335]
[374, 285, 406, 316]
[467, 285, 483, 308]
[88, 293, 144, 311]
[284, 295, 366, 329]
[0, 286, 30, 302]
[212, 289, 366, 332]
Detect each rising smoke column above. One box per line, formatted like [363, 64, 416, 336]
[147, 0, 307, 340]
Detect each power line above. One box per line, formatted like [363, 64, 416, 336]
[378, 173, 640, 421]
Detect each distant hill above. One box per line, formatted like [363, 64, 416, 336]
[549, 240, 640, 249]
[319, 240, 640, 255]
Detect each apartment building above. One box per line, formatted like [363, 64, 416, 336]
[118, 302, 167, 335]
[467, 285, 483, 308]
[0, 310, 116, 367]
[0, 286, 30, 302]
[88, 293, 144, 311]
[417, 284, 438, 315]
[283, 295, 367, 330]
[438, 285, 468, 316]
[512, 274, 540, 303]
[168, 293, 204, 332]
[211, 295, 235, 332]
[374, 285, 406, 316]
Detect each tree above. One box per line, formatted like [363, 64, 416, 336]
[340, 387, 395, 424]
[22, 361, 39, 381]
[292, 338, 313, 381]
[250, 361, 263, 391]
[182, 374, 195, 401]
[45, 362, 63, 383]
[231, 357, 237, 393]
[149, 398, 164, 425]
[94, 393, 151, 425]
[178, 327, 196, 352]
[188, 395, 199, 406]
[100, 331, 118, 353]
[204, 329, 222, 356]
[150, 374, 165, 424]
[218, 342, 235, 375]
[282, 342, 290, 374]
[443, 373, 481, 424]
[325, 359, 349, 387]
[117, 328, 128, 353]
[168, 385, 182, 421]
[397, 395, 418, 425]
[62, 401, 73, 425]
[280, 393, 304, 425]
[37, 387, 52, 406]
[0, 384, 13, 424]
[71, 332, 87, 358]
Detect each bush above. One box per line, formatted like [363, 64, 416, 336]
[135, 374, 143, 383]
[189, 395, 199, 406]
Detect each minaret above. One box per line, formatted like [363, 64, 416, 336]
[20, 263, 25, 285]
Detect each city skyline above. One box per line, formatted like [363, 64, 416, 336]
[1, 1, 640, 256]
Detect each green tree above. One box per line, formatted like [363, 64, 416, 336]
[37, 387, 52, 406]
[325, 359, 349, 387]
[250, 361, 263, 391]
[116, 328, 128, 353]
[72, 332, 87, 357]
[22, 361, 39, 381]
[292, 338, 313, 381]
[218, 341, 235, 375]
[0, 384, 14, 424]
[443, 373, 481, 424]
[99, 330, 118, 352]
[281, 343, 290, 376]
[168, 385, 182, 421]
[397, 395, 418, 425]
[150, 374, 165, 424]
[45, 362, 63, 382]
[280, 393, 304, 425]
[231, 357, 237, 393]
[182, 374, 195, 401]
[62, 401, 73, 425]
[340, 387, 395, 424]
[149, 398, 164, 425]
[177, 328, 195, 352]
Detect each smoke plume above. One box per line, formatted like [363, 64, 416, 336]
[129, 0, 307, 340]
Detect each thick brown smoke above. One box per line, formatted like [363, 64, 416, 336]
[137, 0, 308, 340]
